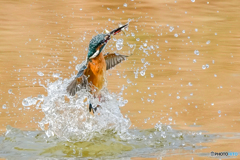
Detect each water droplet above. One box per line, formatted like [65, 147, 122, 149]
[174, 33, 178, 37]
[169, 26, 174, 32]
[202, 65, 206, 69]
[218, 110, 221, 114]
[116, 39, 123, 50]
[191, 0, 195, 2]
[144, 119, 147, 123]
[134, 68, 139, 79]
[138, 111, 141, 113]
[22, 97, 38, 106]
[206, 40, 211, 44]
[195, 28, 198, 32]
[194, 50, 199, 55]
[123, 3, 127, 7]
[2, 104, 7, 109]
[150, 73, 154, 78]
[182, 30, 185, 33]
[8, 89, 12, 94]
[211, 103, 214, 106]
[136, 38, 140, 41]
[177, 96, 180, 99]
[193, 59, 197, 63]
[214, 74, 217, 77]
[37, 71, 44, 76]
[168, 117, 172, 121]
[140, 70, 145, 76]
[206, 64, 209, 68]
[165, 40, 168, 43]
[73, 56, 78, 60]
[195, 105, 198, 108]
[188, 82, 193, 86]
[52, 73, 60, 78]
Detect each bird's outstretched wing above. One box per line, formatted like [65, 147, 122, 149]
[67, 61, 88, 96]
[104, 53, 128, 70]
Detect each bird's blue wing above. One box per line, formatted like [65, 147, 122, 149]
[76, 64, 87, 78]
[67, 60, 88, 96]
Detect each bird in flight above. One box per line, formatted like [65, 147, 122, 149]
[67, 23, 129, 113]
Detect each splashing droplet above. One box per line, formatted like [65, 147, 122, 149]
[116, 39, 123, 50]
[194, 50, 199, 55]
[22, 97, 38, 106]
[8, 89, 12, 94]
[140, 70, 145, 76]
[37, 71, 44, 76]
[2, 104, 7, 109]
[206, 40, 211, 44]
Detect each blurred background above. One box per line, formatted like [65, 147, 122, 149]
[0, 0, 240, 159]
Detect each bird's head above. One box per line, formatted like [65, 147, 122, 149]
[87, 23, 128, 60]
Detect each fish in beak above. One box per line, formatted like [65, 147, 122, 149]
[103, 23, 129, 44]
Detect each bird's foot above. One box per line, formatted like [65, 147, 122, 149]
[89, 103, 101, 113]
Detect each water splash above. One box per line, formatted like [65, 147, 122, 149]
[33, 76, 131, 141]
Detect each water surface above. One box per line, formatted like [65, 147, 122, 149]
[0, 0, 240, 159]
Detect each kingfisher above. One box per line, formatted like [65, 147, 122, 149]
[67, 23, 129, 113]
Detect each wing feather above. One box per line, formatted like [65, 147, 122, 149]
[67, 61, 88, 96]
[104, 53, 128, 70]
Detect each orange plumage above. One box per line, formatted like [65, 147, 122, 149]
[82, 52, 106, 96]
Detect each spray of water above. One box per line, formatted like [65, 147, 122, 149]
[23, 75, 131, 141]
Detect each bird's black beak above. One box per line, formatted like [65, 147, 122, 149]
[103, 23, 129, 44]
[109, 23, 129, 35]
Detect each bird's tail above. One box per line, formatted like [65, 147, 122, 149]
[67, 78, 79, 96]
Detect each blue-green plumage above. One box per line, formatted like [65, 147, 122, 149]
[87, 34, 107, 58]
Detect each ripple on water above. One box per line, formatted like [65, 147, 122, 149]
[0, 124, 215, 159]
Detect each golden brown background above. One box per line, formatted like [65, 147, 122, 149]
[0, 0, 240, 159]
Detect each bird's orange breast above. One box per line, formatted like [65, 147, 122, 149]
[84, 52, 106, 94]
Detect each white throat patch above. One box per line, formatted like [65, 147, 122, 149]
[89, 49, 99, 59]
